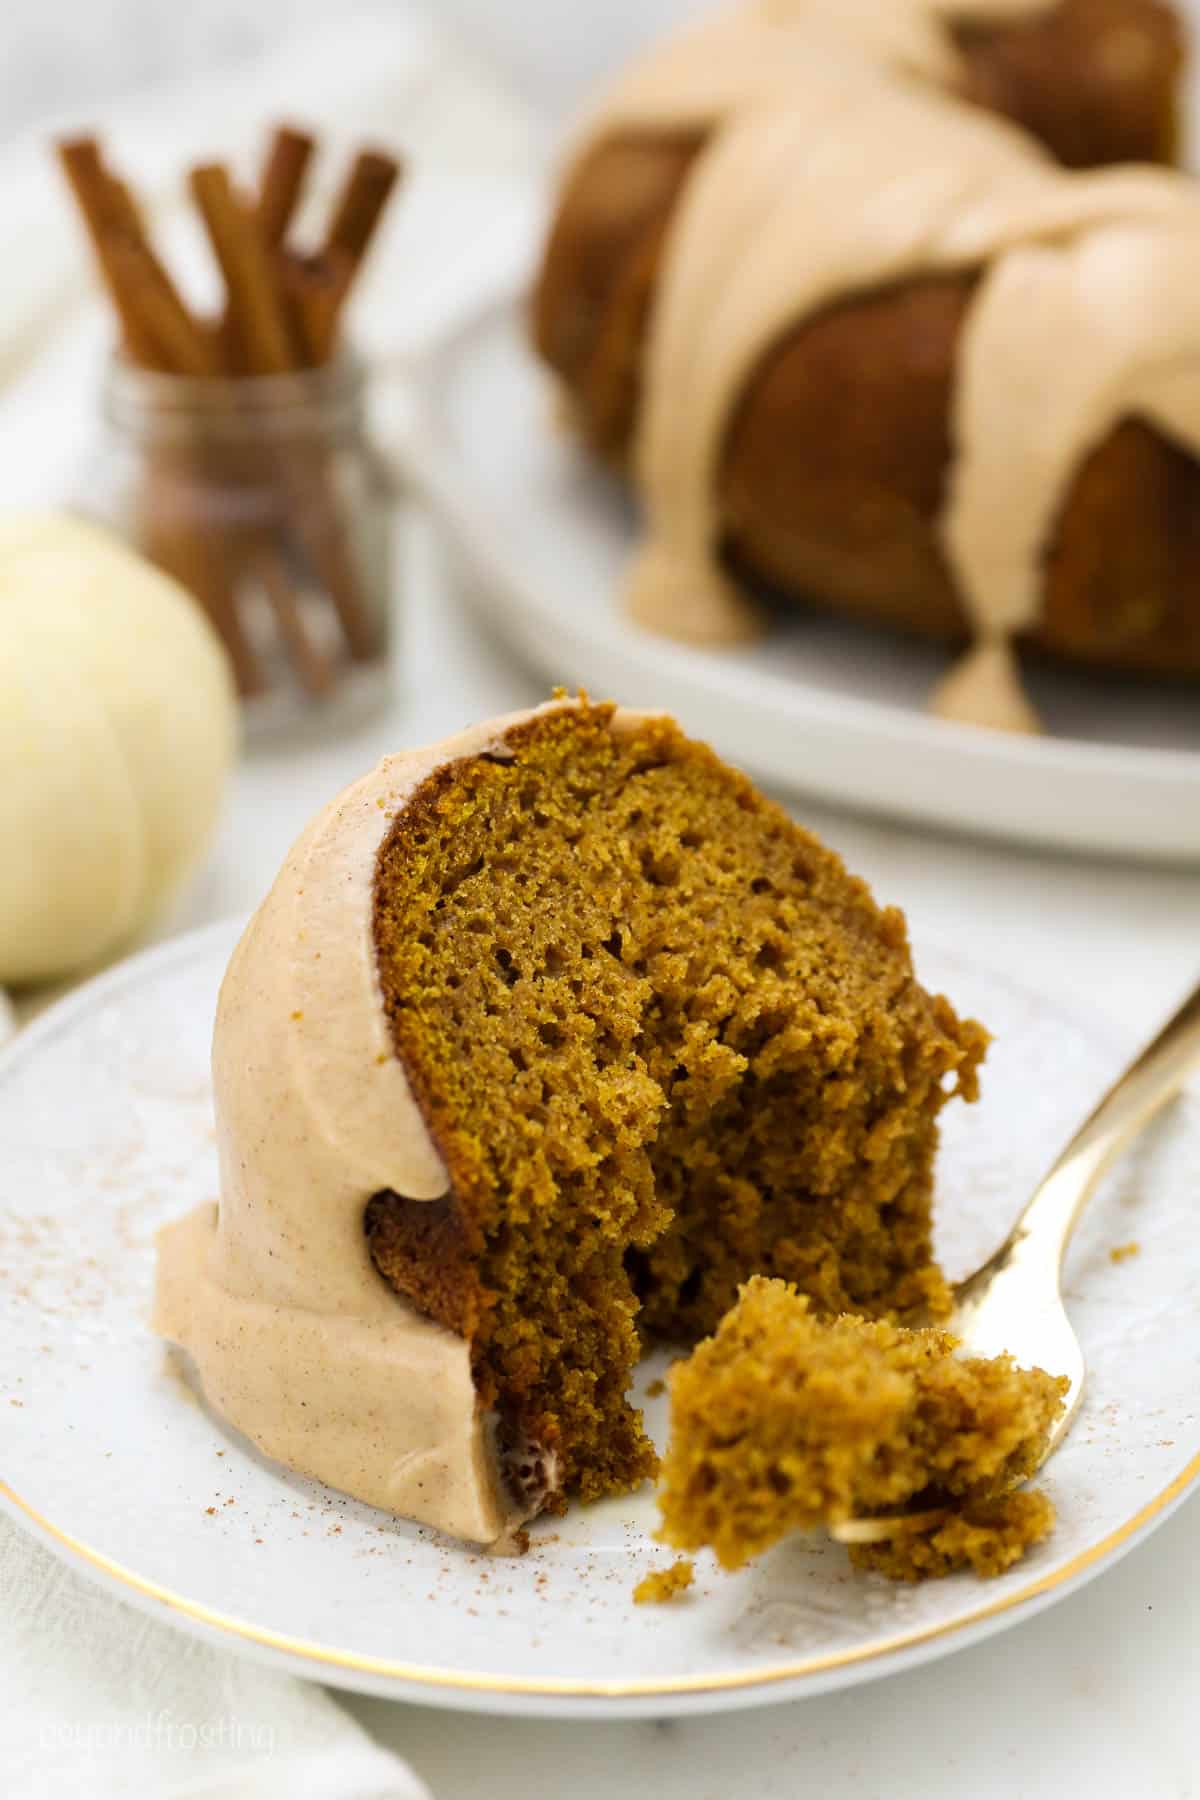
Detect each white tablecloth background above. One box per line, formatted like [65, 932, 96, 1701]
[2, 5, 1199, 1795]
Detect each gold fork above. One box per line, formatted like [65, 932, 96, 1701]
[833, 976, 1200, 1547]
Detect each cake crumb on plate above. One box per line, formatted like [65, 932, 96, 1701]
[633, 1559, 695, 1604]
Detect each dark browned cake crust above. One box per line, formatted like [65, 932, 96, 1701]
[531, 0, 1200, 679]
[952, 0, 1182, 169]
[366, 704, 986, 1514]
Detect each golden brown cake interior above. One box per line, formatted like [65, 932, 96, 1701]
[366, 705, 985, 1518]
[656, 1275, 1067, 1576]
[848, 1489, 1057, 1581]
[633, 1557, 695, 1604]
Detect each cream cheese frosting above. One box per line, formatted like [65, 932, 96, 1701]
[573, 2, 1200, 730]
[576, 1, 1055, 140]
[155, 700, 599, 1546]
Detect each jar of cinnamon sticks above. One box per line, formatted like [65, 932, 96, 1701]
[60, 128, 402, 733]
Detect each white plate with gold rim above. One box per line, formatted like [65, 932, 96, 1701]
[394, 298, 1200, 865]
[2, 918, 1199, 1719]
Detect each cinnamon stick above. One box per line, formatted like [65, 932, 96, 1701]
[57, 139, 166, 366]
[325, 149, 401, 263]
[107, 241, 223, 377]
[58, 140, 221, 376]
[191, 165, 376, 657]
[251, 543, 338, 696]
[190, 163, 297, 374]
[293, 152, 401, 369]
[59, 141, 263, 684]
[58, 136, 129, 234]
[220, 126, 314, 369]
[280, 249, 353, 365]
[255, 125, 315, 247]
[277, 455, 378, 660]
[319, 147, 402, 329]
[139, 460, 266, 695]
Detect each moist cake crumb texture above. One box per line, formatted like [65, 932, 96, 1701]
[365, 702, 985, 1520]
[633, 1558, 695, 1604]
[848, 1489, 1057, 1581]
[655, 1276, 1066, 1577]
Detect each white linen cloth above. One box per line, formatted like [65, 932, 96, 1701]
[0, 5, 543, 1793]
[1, 1528, 429, 1800]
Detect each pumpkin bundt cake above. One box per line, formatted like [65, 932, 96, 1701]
[656, 1276, 1067, 1579]
[532, 0, 1199, 730]
[155, 699, 986, 1545]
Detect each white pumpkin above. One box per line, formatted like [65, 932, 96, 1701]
[0, 513, 237, 986]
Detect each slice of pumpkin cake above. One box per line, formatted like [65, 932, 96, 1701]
[155, 698, 986, 1545]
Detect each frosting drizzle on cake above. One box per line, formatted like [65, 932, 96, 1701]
[154, 704, 579, 1545]
[573, 2, 1200, 729]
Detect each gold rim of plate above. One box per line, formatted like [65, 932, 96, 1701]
[4, 1456, 1197, 1700]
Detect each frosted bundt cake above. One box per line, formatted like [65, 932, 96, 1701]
[656, 1276, 1067, 1579]
[532, 1, 1200, 729]
[155, 699, 986, 1545]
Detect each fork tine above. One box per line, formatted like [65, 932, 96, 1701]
[830, 1507, 950, 1546]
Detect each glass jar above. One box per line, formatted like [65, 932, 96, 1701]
[77, 353, 395, 737]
